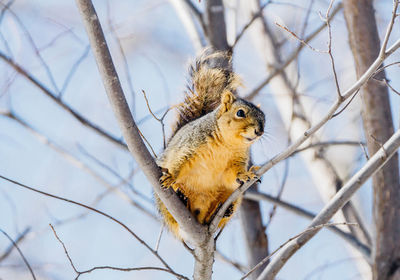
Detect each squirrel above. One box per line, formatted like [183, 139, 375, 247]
[155, 50, 265, 239]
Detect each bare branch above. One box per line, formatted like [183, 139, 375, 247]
[231, 1, 271, 48]
[60, 45, 90, 97]
[275, 22, 327, 53]
[244, 191, 370, 259]
[245, 3, 342, 100]
[241, 222, 358, 280]
[257, 129, 400, 279]
[292, 140, 365, 155]
[0, 3, 60, 94]
[106, 7, 136, 110]
[0, 175, 175, 272]
[0, 228, 36, 280]
[379, 0, 399, 57]
[323, 0, 342, 99]
[215, 250, 247, 273]
[376, 78, 400, 96]
[209, 28, 400, 236]
[1, 111, 155, 219]
[0, 227, 31, 262]
[0, 51, 128, 150]
[49, 224, 189, 280]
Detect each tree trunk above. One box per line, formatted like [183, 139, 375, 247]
[343, 1, 400, 279]
[240, 185, 269, 279]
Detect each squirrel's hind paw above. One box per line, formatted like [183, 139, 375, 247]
[175, 188, 189, 207]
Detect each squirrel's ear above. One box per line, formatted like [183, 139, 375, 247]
[221, 91, 236, 112]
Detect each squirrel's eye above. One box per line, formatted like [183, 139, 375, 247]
[236, 109, 246, 118]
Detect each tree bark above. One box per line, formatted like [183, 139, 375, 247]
[240, 185, 269, 279]
[343, 1, 400, 279]
[204, 0, 229, 51]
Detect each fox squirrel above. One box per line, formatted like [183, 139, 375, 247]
[155, 50, 265, 239]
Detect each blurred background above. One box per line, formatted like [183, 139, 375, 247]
[0, 0, 399, 279]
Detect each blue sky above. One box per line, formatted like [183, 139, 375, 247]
[0, 0, 399, 279]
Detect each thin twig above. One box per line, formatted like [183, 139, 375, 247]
[154, 225, 164, 252]
[323, 0, 342, 99]
[379, 0, 399, 58]
[0, 227, 31, 262]
[0, 51, 128, 150]
[137, 127, 158, 158]
[245, 3, 342, 100]
[215, 250, 247, 273]
[60, 45, 91, 97]
[376, 78, 400, 96]
[332, 89, 360, 118]
[1, 111, 156, 219]
[292, 140, 365, 155]
[231, 1, 271, 48]
[373, 61, 400, 76]
[0, 3, 61, 94]
[0, 228, 36, 280]
[107, 5, 136, 113]
[49, 224, 188, 280]
[275, 22, 327, 53]
[141, 89, 170, 148]
[0, 175, 175, 272]
[76, 144, 152, 203]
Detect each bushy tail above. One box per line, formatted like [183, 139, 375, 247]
[173, 49, 242, 133]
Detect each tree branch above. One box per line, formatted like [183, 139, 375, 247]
[244, 191, 371, 259]
[49, 224, 189, 280]
[0, 175, 176, 273]
[0, 51, 128, 150]
[242, 222, 358, 280]
[209, 29, 400, 236]
[343, 1, 400, 278]
[245, 3, 342, 100]
[0, 228, 36, 280]
[74, 0, 207, 245]
[0, 227, 30, 262]
[257, 129, 400, 279]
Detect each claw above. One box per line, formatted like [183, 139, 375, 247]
[159, 170, 176, 189]
[176, 188, 189, 207]
[223, 204, 234, 218]
[160, 167, 169, 174]
[237, 165, 261, 186]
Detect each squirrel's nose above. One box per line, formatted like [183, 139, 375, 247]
[255, 128, 263, 136]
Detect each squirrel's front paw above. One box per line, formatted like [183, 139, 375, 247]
[159, 169, 176, 189]
[236, 166, 261, 185]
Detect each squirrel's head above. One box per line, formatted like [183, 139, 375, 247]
[217, 91, 265, 145]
